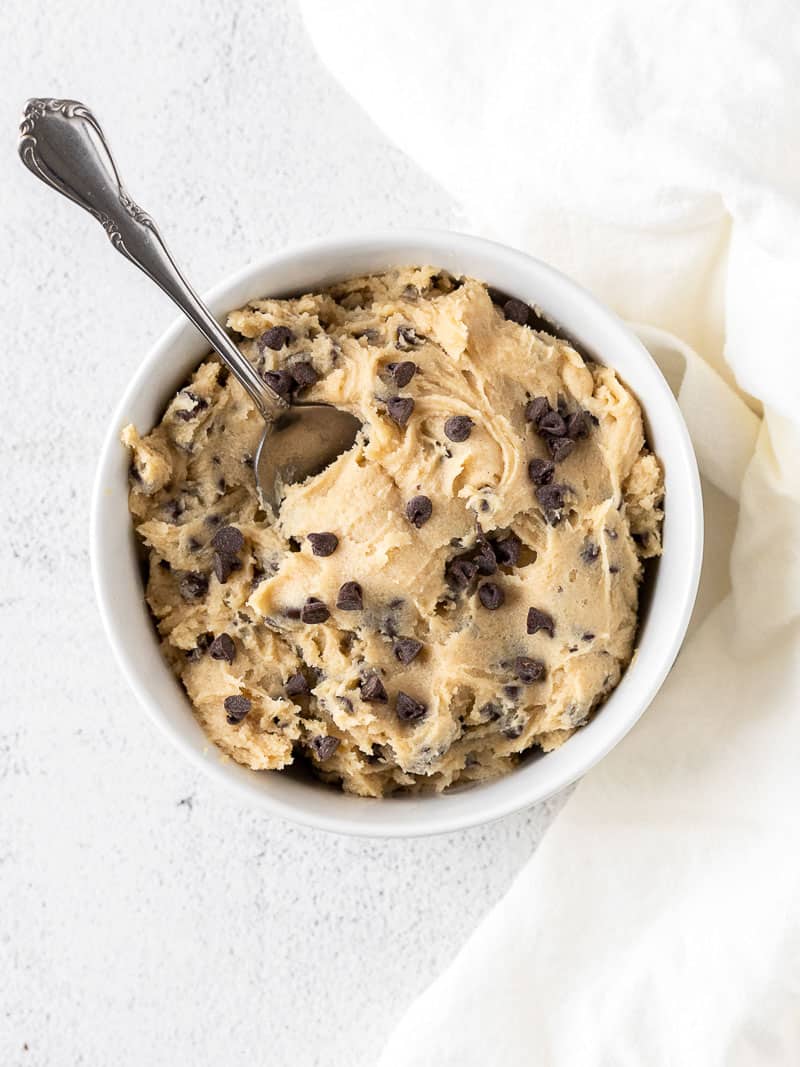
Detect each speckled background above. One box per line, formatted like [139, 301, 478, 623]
[1, 3, 563, 1064]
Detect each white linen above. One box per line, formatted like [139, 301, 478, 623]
[299, 2, 800, 1061]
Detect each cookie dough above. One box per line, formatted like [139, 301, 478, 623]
[123, 267, 663, 796]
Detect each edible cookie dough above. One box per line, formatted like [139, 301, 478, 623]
[124, 267, 663, 796]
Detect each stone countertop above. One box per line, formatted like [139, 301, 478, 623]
[0, 3, 558, 1064]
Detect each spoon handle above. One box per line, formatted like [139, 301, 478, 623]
[17, 98, 285, 421]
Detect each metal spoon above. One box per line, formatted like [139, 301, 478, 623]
[17, 98, 361, 511]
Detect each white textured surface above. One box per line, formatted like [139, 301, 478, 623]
[0, 3, 561, 1064]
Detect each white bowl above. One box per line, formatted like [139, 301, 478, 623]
[91, 230, 702, 837]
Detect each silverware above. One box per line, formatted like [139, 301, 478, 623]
[17, 98, 361, 510]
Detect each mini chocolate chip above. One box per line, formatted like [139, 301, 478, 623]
[290, 361, 319, 390]
[174, 391, 208, 421]
[535, 483, 568, 524]
[307, 532, 339, 557]
[394, 638, 423, 665]
[566, 410, 589, 438]
[527, 607, 555, 637]
[581, 540, 600, 563]
[285, 672, 309, 697]
[582, 632, 595, 641]
[336, 581, 363, 611]
[179, 572, 208, 600]
[492, 532, 522, 568]
[609, 564, 620, 574]
[213, 551, 241, 584]
[224, 695, 251, 723]
[211, 525, 244, 555]
[479, 702, 501, 721]
[447, 557, 478, 588]
[444, 415, 473, 442]
[386, 396, 415, 426]
[263, 369, 295, 399]
[396, 691, 427, 722]
[503, 298, 530, 325]
[528, 457, 555, 486]
[538, 411, 567, 437]
[186, 632, 213, 661]
[259, 325, 294, 350]
[361, 674, 388, 703]
[209, 633, 236, 664]
[387, 360, 417, 387]
[396, 325, 421, 350]
[478, 581, 505, 610]
[311, 735, 340, 761]
[525, 396, 550, 425]
[474, 541, 498, 576]
[503, 724, 524, 739]
[301, 597, 330, 624]
[548, 436, 575, 462]
[163, 499, 182, 522]
[406, 495, 432, 528]
[515, 656, 546, 684]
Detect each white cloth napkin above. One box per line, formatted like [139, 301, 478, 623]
[300, 2, 800, 1061]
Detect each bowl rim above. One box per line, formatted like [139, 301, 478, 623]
[90, 228, 703, 837]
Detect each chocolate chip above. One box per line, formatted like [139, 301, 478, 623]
[394, 638, 423, 665]
[535, 483, 568, 524]
[387, 396, 415, 426]
[548, 436, 575, 462]
[186, 632, 213, 661]
[174, 391, 208, 421]
[361, 674, 388, 703]
[503, 298, 530, 325]
[307, 532, 339, 557]
[479, 702, 501, 721]
[259, 325, 294, 350]
[211, 525, 244, 555]
[478, 581, 505, 610]
[335, 581, 363, 611]
[581, 540, 600, 563]
[503, 723, 524, 739]
[290, 361, 319, 391]
[492, 532, 522, 567]
[179, 572, 208, 600]
[163, 499, 182, 522]
[444, 415, 473, 442]
[396, 325, 421, 350]
[582, 632, 595, 641]
[406, 495, 432, 528]
[224, 695, 251, 723]
[209, 633, 236, 664]
[213, 551, 241, 584]
[285, 672, 309, 697]
[447, 557, 478, 588]
[527, 607, 555, 637]
[566, 410, 589, 439]
[396, 691, 427, 722]
[525, 396, 550, 425]
[387, 360, 417, 387]
[609, 564, 620, 574]
[538, 411, 567, 437]
[528, 457, 555, 486]
[515, 656, 546, 684]
[263, 369, 295, 399]
[311, 735, 340, 761]
[301, 597, 330, 624]
[474, 540, 498, 576]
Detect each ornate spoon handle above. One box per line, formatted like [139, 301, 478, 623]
[18, 98, 284, 420]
